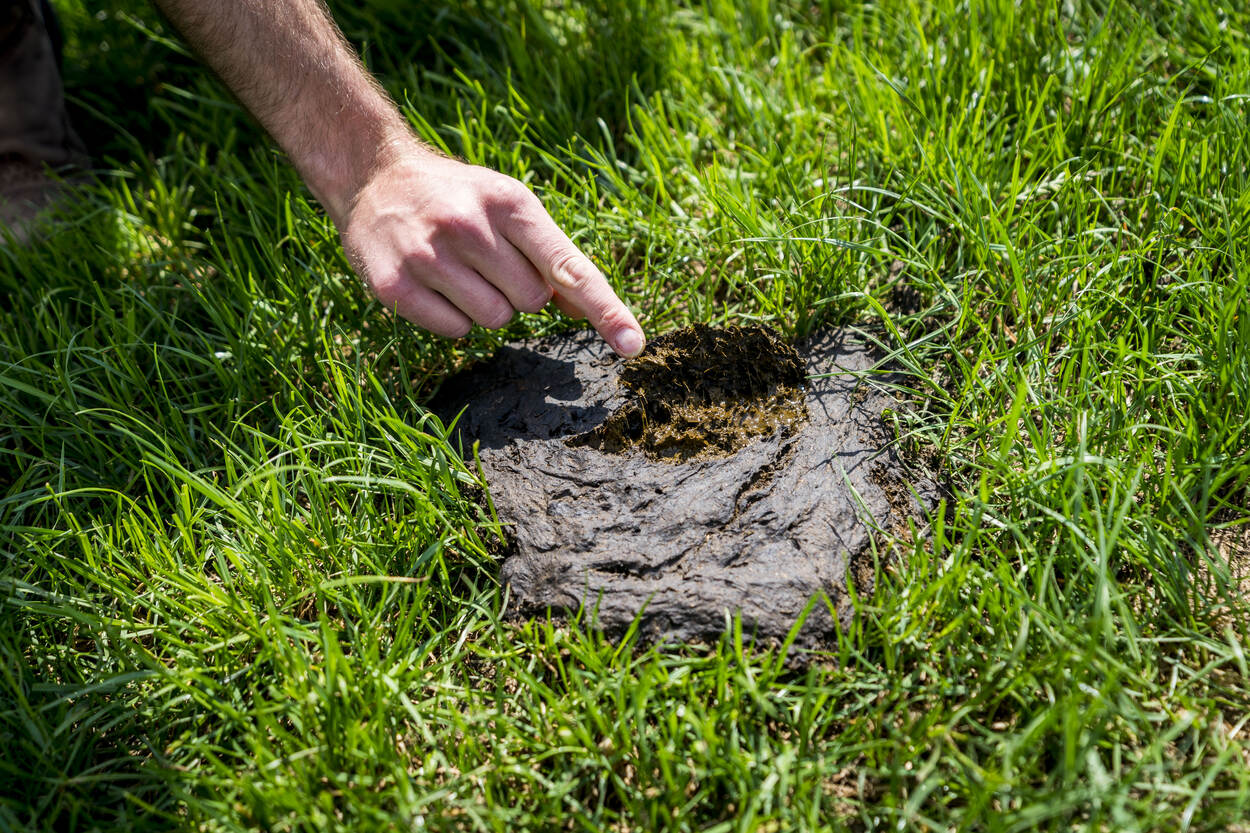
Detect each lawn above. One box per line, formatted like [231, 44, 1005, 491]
[2, 0, 1248, 830]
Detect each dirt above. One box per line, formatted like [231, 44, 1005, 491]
[436, 325, 937, 657]
[1201, 522, 1250, 630]
[569, 324, 808, 462]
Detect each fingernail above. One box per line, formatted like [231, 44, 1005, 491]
[613, 327, 645, 358]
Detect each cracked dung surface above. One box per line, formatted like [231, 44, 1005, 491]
[437, 325, 938, 654]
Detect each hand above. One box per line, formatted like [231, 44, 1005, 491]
[147, 0, 641, 352]
[335, 144, 646, 357]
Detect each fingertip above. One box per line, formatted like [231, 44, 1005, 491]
[612, 326, 645, 358]
[438, 319, 475, 340]
[478, 305, 515, 330]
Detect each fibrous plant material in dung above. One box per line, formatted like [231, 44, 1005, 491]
[568, 324, 808, 462]
[437, 325, 937, 658]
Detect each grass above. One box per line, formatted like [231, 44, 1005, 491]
[2, 0, 1249, 829]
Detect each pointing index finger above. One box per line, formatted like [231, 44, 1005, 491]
[504, 201, 646, 357]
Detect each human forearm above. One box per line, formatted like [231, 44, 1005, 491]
[151, 0, 407, 221]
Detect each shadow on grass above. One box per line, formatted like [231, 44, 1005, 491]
[328, 0, 676, 157]
[0, 616, 181, 828]
[57, 0, 677, 177]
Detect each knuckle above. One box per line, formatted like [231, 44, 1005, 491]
[366, 270, 404, 303]
[435, 207, 490, 246]
[548, 250, 594, 293]
[399, 245, 439, 276]
[489, 175, 532, 207]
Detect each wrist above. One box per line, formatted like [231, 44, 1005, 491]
[296, 112, 421, 224]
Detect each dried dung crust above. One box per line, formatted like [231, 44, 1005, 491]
[569, 324, 807, 462]
[437, 326, 937, 655]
